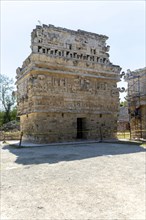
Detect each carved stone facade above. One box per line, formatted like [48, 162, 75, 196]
[125, 67, 146, 139]
[16, 24, 121, 143]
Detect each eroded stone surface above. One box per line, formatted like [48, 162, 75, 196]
[125, 67, 146, 139]
[16, 24, 121, 143]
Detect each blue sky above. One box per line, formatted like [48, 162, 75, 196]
[1, 1, 145, 100]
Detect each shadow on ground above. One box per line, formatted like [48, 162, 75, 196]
[2, 141, 146, 166]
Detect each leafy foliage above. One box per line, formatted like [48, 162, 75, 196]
[120, 101, 128, 107]
[0, 111, 5, 126]
[0, 74, 16, 124]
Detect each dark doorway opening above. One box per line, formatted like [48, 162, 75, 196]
[77, 118, 86, 139]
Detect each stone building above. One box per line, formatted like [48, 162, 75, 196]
[117, 106, 129, 132]
[125, 67, 146, 139]
[16, 24, 121, 143]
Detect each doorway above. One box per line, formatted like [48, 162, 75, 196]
[77, 118, 86, 139]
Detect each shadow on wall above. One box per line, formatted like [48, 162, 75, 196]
[3, 142, 146, 166]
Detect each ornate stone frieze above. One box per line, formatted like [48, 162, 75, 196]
[16, 24, 121, 143]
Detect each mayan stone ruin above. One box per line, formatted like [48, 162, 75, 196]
[16, 24, 121, 143]
[125, 67, 146, 139]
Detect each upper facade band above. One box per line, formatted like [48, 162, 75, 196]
[31, 24, 112, 66]
[16, 24, 121, 79]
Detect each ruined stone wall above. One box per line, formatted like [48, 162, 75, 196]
[16, 24, 121, 143]
[127, 70, 146, 98]
[30, 24, 110, 64]
[17, 68, 119, 115]
[117, 107, 129, 132]
[125, 67, 146, 139]
[20, 112, 117, 143]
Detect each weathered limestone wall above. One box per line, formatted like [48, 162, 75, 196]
[141, 105, 146, 139]
[117, 107, 129, 132]
[21, 112, 117, 143]
[16, 24, 121, 143]
[125, 67, 146, 139]
[17, 70, 119, 115]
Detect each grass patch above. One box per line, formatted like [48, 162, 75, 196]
[117, 132, 130, 139]
[141, 143, 146, 148]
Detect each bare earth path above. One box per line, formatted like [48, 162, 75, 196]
[1, 141, 146, 220]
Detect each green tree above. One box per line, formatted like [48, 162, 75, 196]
[0, 111, 5, 126]
[10, 106, 17, 121]
[0, 74, 16, 124]
[120, 100, 128, 107]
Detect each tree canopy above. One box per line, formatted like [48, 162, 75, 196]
[0, 74, 16, 124]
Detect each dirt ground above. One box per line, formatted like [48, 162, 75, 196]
[1, 141, 146, 220]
